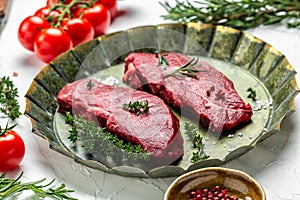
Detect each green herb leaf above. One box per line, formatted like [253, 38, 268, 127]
[156, 52, 169, 69]
[166, 57, 204, 79]
[0, 76, 21, 120]
[122, 100, 149, 115]
[65, 114, 150, 163]
[160, 0, 300, 30]
[0, 123, 17, 136]
[247, 87, 256, 101]
[184, 122, 210, 163]
[86, 80, 94, 90]
[65, 112, 78, 143]
[0, 172, 77, 200]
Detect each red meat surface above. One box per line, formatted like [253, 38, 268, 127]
[123, 52, 253, 133]
[56, 79, 183, 166]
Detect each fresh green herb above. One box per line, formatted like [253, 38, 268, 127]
[103, 131, 148, 157]
[0, 123, 17, 136]
[156, 53, 169, 69]
[0, 76, 21, 120]
[65, 112, 78, 143]
[247, 87, 256, 101]
[122, 100, 149, 115]
[166, 57, 204, 79]
[160, 0, 300, 30]
[184, 122, 210, 163]
[0, 172, 77, 200]
[86, 80, 94, 90]
[65, 114, 150, 163]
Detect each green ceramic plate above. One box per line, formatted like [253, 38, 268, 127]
[24, 23, 299, 178]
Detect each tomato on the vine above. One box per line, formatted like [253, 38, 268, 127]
[18, 0, 118, 63]
[47, 0, 117, 19]
[34, 7, 61, 19]
[18, 16, 50, 52]
[75, 3, 110, 37]
[97, 0, 117, 19]
[62, 18, 94, 46]
[0, 125, 25, 172]
[47, 0, 73, 7]
[34, 27, 73, 63]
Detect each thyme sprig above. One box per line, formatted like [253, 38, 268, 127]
[75, 116, 150, 162]
[0, 76, 21, 120]
[0, 172, 77, 200]
[156, 53, 169, 69]
[65, 112, 78, 142]
[166, 57, 204, 79]
[184, 122, 210, 163]
[65, 114, 150, 162]
[86, 80, 94, 90]
[160, 0, 300, 30]
[122, 100, 149, 115]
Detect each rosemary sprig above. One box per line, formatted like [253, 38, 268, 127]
[166, 57, 204, 79]
[247, 87, 257, 101]
[122, 100, 149, 115]
[0, 76, 21, 120]
[0, 172, 77, 200]
[156, 52, 169, 69]
[184, 122, 210, 163]
[160, 0, 300, 30]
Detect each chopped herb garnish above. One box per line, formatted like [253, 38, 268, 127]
[0, 76, 21, 120]
[122, 100, 149, 115]
[0, 172, 77, 200]
[86, 80, 94, 90]
[184, 122, 210, 163]
[247, 87, 256, 101]
[156, 53, 169, 69]
[166, 57, 204, 79]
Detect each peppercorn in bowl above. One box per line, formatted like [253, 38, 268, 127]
[164, 167, 265, 200]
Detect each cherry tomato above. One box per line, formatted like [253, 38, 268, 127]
[0, 126, 25, 172]
[97, 0, 117, 19]
[18, 16, 50, 52]
[35, 7, 61, 19]
[75, 3, 110, 37]
[34, 27, 73, 63]
[62, 18, 94, 46]
[34, 7, 61, 25]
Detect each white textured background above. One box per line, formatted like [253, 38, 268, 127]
[0, 0, 300, 199]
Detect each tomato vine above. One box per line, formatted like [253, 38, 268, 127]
[18, 0, 117, 63]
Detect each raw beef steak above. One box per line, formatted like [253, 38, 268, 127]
[57, 79, 183, 167]
[123, 52, 253, 133]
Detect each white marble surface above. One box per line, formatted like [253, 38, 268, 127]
[0, 0, 300, 199]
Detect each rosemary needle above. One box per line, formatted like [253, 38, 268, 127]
[0, 172, 77, 200]
[160, 0, 300, 30]
[166, 57, 204, 79]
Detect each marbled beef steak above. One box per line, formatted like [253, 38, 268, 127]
[123, 52, 253, 133]
[57, 79, 183, 167]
